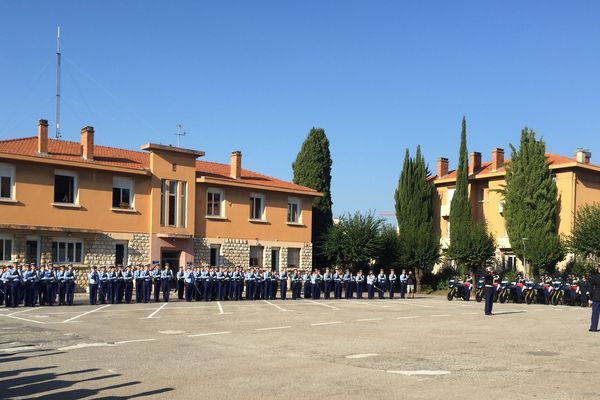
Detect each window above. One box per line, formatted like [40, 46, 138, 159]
[168, 181, 178, 227]
[180, 182, 187, 227]
[250, 193, 265, 220]
[209, 245, 220, 267]
[207, 188, 224, 217]
[0, 238, 12, 262]
[446, 188, 455, 205]
[477, 188, 485, 203]
[287, 248, 300, 269]
[160, 180, 166, 226]
[249, 246, 264, 267]
[54, 170, 77, 204]
[287, 197, 302, 223]
[51, 240, 83, 263]
[112, 177, 134, 208]
[0, 163, 15, 200]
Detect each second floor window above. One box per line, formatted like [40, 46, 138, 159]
[112, 177, 133, 208]
[207, 189, 223, 217]
[168, 181, 178, 226]
[250, 194, 265, 220]
[0, 163, 15, 200]
[287, 197, 301, 223]
[54, 171, 77, 204]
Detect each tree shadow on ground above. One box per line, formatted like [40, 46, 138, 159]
[0, 347, 174, 399]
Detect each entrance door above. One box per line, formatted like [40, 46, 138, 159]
[115, 244, 126, 266]
[271, 249, 279, 272]
[25, 240, 39, 266]
[161, 251, 181, 275]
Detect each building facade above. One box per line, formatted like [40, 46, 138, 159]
[0, 120, 320, 288]
[432, 147, 600, 272]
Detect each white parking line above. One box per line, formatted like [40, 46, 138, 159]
[255, 326, 291, 331]
[114, 339, 156, 345]
[0, 345, 40, 353]
[188, 331, 232, 337]
[394, 301, 433, 308]
[346, 353, 378, 359]
[0, 314, 47, 325]
[431, 314, 451, 317]
[461, 312, 478, 315]
[217, 301, 224, 315]
[305, 300, 339, 310]
[356, 318, 383, 322]
[356, 302, 390, 308]
[8, 307, 41, 317]
[146, 303, 168, 319]
[397, 315, 421, 320]
[311, 321, 342, 326]
[62, 305, 111, 323]
[263, 300, 289, 312]
[387, 370, 450, 376]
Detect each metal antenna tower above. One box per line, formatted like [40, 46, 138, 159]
[55, 26, 62, 139]
[174, 123, 186, 147]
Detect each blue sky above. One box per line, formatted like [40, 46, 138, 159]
[1, 1, 599, 220]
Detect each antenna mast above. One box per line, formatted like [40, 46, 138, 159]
[174, 123, 186, 147]
[55, 26, 62, 139]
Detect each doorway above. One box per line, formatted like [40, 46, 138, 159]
[115, 243, 128, 266]
[25, 240, 39, 266]
[271, 248, 279, 272]
[161, 250, 181, 275]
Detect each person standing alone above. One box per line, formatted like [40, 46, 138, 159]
[588, 263, 600, 332]
[483, 267, 494, 316]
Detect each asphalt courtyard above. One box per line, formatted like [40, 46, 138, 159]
[0, 295, 598, 400]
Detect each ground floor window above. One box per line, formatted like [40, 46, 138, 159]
[210, 245, 220, 267]
[287, 248, 300, 269]
[249, 246, 263, 268]
[52, 240, 83, 263]
[0, 237, 12, 262]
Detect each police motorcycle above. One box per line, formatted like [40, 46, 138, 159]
[475, 278, 485, 302]
[447, 277, 470, 301]
[523, 280, 536, 304]
[496, 279, 510, 303]
[506, 280, 524, 304]
[549, 277, 564, 306]
[562, 275, 581, 306]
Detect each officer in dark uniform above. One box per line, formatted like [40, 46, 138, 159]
[343, 269, 353, 299]
[377, 269, 386, 299]
[279, 268, 288, 300]
[323, 268, 332, 299]
[57, 265, 66, 305]
[176, 266, 185, 300]
[23, 264, 35, 307]
[141, 264, 152, 303]
[123, 265, 134, 303]
[483, 267, 495, 316]
[88, 266, 99, 305]
[134, 265, 142, 303]
[151, 264, 162, 302]
[98, 266, 108, 304]
[389, 269, 397, 299]
[116, 265, 125, 303]
[588, 263, 600, 332]
[65, 264, 76, 306]
[161, 264, 173, 302]
[333, 269, 342, 299]
[303, 271, 311, 299]
[48, 265, 57, 306]
[0, 266, 6, 306]
[107, 266, 117, 304]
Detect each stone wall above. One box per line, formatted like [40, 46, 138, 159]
[193, 238, 210, 265]
[300, 243, 313, 271]
[221, 239, 250, 268]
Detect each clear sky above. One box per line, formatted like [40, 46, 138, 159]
[1, 1, 599, 221]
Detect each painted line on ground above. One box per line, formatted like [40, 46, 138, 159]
[387, 370, 451, 376]
[461, 312, 478, 315]
[114, 339, 157, 345]
[8, 307, 42, 317]
[431, 314, 451, 317]
[356, 302, 390, 308]
[0, 314, 47, 325]
[356, 318, 383, 322]
[146, 303, 168, 319]
[62, 304, 111, 323]
[255, 326, 292, 331]
[305, 300, 339, 310]
[397, 315, 422, 320]
[311, 321, 342, 326]
[263, 300, 289, 312]
[188, 331, 232, 337]
[394, 301, 433, 308]
[0, 345, 39, 353]
[346, 353, 379, 359]
[217, 301, 224, 315]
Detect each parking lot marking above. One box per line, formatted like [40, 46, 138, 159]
[146, 303, 168, 319]
[461, 312, 478, 315]
[0, 314, 47, 324]
[7, 307, 41, 317]
[387, 370, 450, 376]
[394, 301, 433, 308]
[345, 353, 378, 359]
[356, 302, 390, 308]
[305, 300, 339, 310]
[0, 345, 39, 353]
[59, 342, 114, 351]
[255, 326, 291, 331]
[356, 318, 383, 322]
[188, 331, 232, 337]
[431, 314, 451, 317]
[114, 339, 157, 345]
[311, 321, 342, 326]
[396, 316, 421, 320]
[217, 301, 224, 315]
[62, 305, 111, 323]
[263, 300, 289, 312]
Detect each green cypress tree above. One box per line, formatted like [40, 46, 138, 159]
[501, 127, 563, 276]
[395, 146, 439, 290]
[292, 127, 333, 267]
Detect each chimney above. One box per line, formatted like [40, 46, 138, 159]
[575, 148, 591, 164]
[469, 152, 481, 174]
[230, 151, 242, 179]
[437, 157, 448, 177]
[491, 148, 504, 171]
[80, 126, 94, 161]
[37, 119, 48, 155]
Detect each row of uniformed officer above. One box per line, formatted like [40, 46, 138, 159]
[1, 263, 76, 307]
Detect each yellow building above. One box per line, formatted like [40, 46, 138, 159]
[0, 120, 320, 287]
[432, 148, 600, 271]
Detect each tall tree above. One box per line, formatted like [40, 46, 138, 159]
[293, 127, 333, 267]
[395, 146, 440, 291]
[569, 203, 600, 262]
[500, 127, 563, 276]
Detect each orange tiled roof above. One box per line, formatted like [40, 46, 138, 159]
[0, 136, 318, 194]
